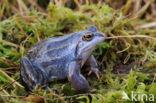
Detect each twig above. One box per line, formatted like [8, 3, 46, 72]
[0, 59, 12, 66]
[0, 95, 25, 98]
[0, 78, 20, 91]
[2, 70, 16, 75]
[135, 22, 156, 29]
[14, 19, 28, 37]
[135, 0, 152, 18]
[74, 0, 81, 9]
[0, 69, 24, 89]
[2, 89, 10, 95]
[27, 0, 45, 12]
[117, 43, 130, 53]
[0, 40, 19, 48]
[17, 0, 29, 15]
[105, 35, 156, 40]
[0, 57, 19, 67]
[1, 67, 18, 70]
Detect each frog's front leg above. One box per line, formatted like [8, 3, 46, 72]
[85, 55, 101, 79]
[20, 57, 48, 91]
[67, 61, 90, 92]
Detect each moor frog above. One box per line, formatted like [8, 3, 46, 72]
[20, 25, 106, 92]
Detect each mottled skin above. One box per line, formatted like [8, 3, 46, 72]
[20, 25, 106, 92]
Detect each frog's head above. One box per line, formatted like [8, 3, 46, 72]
[76, 25, 106, 58]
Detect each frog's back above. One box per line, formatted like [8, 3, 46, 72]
[28, 33, 80, 67]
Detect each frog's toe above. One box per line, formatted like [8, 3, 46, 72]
[88, 68, 101, 79]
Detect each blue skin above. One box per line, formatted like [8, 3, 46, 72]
[20, 25, 106, 92]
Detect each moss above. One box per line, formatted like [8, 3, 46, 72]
[0, 1, 155, 103]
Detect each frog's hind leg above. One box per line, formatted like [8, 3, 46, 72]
[20, 57, 48, 91]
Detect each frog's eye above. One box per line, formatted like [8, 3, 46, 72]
[82, 33, 94, 41]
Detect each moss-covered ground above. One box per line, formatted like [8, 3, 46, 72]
[0, 0, 156, 103]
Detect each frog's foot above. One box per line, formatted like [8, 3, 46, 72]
[20, 57, 48, 91]
[84, 55, 101, 79]
[88, 68, 101, 79]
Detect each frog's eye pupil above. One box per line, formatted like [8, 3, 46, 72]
[86, 35, 91, 38]
[82, 33, 93, 41]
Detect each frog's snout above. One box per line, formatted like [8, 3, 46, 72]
[97, 32, 106, 39]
